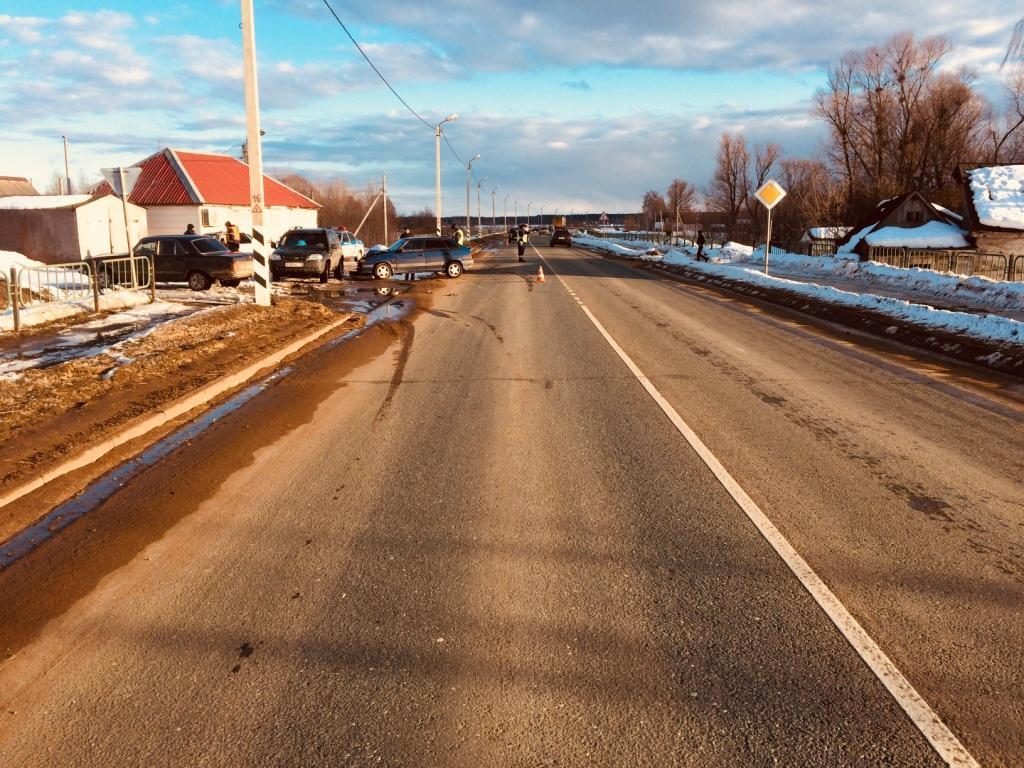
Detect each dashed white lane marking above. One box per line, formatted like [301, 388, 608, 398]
[532, 245, 979, 768]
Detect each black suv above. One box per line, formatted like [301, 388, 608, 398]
[270, 228, 350, 283]
[132, 235, 253, 290]
[550, 228, 572, 247]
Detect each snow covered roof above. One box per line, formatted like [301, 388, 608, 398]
[94, 149, 320, 209]
[863, 221, 969, 249]
[806, 226, 852, 240]
[835, 191, 966, 253]
[0, 194, 93, 210]
[964, 165, 1024, 231]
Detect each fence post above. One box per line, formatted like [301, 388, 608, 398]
[91, 264, 101, 313]
[149, 255, 156, 303]
[10, 268, 20, 332]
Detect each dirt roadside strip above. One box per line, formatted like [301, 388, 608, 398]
[0, 299, 362, 545]
[576, 245, 1024, 379]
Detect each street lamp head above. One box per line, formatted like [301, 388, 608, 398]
[445, 113, 459, 123]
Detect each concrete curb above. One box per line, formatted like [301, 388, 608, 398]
[0, 311, 355, 511]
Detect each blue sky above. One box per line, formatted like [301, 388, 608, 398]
[0, 0, 1020, 215]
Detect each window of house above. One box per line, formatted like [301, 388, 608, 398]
[201, 209, 211, 227]
[905, 209, 923, 224]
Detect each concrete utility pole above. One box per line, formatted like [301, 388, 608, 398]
[466, 154, 480, 237]
[382, 173, 388, 244]
[434, 114, 457, 236]
[62, 135, 71, 195]
[240, 0, 271, 307]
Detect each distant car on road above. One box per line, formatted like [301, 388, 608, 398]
[270, 227, 361, 283]
[354, 236, 472, 280]
[550, 228, 572, 247]
[132, 235, 253, 290]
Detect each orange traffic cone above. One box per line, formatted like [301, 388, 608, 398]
[537, 266, 546, 283]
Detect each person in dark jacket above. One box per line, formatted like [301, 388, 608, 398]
[517, 225, 528, 262]
[696, 230, 707, 261]
[184, 223, 196, 235]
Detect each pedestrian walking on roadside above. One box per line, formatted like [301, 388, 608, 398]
[517, 225, 528, 262]
[401, 227, 411, 238]
[184, 223, 196, 235]
[452, 223, 465, 246]
[696, 230, 707, 261]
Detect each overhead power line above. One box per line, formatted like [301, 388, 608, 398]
[319, 0, 472, 170]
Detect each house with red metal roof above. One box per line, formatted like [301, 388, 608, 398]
[97, 148, 319, 244]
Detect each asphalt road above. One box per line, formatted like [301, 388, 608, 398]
[1, 239, 1021, 767]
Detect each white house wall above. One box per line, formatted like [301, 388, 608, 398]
[145, 205, 318, 244]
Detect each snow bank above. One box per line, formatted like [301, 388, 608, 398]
[968, 165, 1024, 230]
[573, 234, 663, 260]
[864, 221, 969, 249]
[661, 254, 1022, 344]
[0, 194, 92, 210]
[0, 250, 45, 272]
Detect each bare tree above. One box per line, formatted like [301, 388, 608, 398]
[665, 179, 696, 231]
[641, 189, 667, 230]
[987, 73, 1024, 163]
[813, 32, 977, 219]
[707, 132, 750, 231]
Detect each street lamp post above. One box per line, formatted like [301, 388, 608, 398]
[466, 154, 480, 237]
[504, 194, 510, 231]
[514, 199, 518, 227]
[434, 113, 458, 236]
[491, 186, 499, 230]
[527, 201, 532, 228]
[540, 204, 545, 229]
[476, 177, 487, 237]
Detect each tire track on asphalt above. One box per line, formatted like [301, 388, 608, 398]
[532, 243, 980, 768]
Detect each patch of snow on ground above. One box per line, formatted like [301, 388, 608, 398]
[0, 250, 45, 272]
[968, 165, 1024, 230]
[0, 301, 208, 379]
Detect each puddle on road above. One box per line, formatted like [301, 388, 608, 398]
[0, 289, 414, 569]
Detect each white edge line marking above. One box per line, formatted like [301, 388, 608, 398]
[534, 245, 979, 768]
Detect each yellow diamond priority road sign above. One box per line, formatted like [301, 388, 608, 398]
[754, 179, 786, 210]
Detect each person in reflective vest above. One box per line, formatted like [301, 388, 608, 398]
[517, 225, 528, 262]
[452, 223, 465, 246]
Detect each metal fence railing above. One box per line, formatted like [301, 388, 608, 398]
[14, 261, 94, 309]
[95, 255, 153, 293]
[865, 247, 1017, 281]
[5, 255, 155, 332]
[0, 270, 10, 312]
